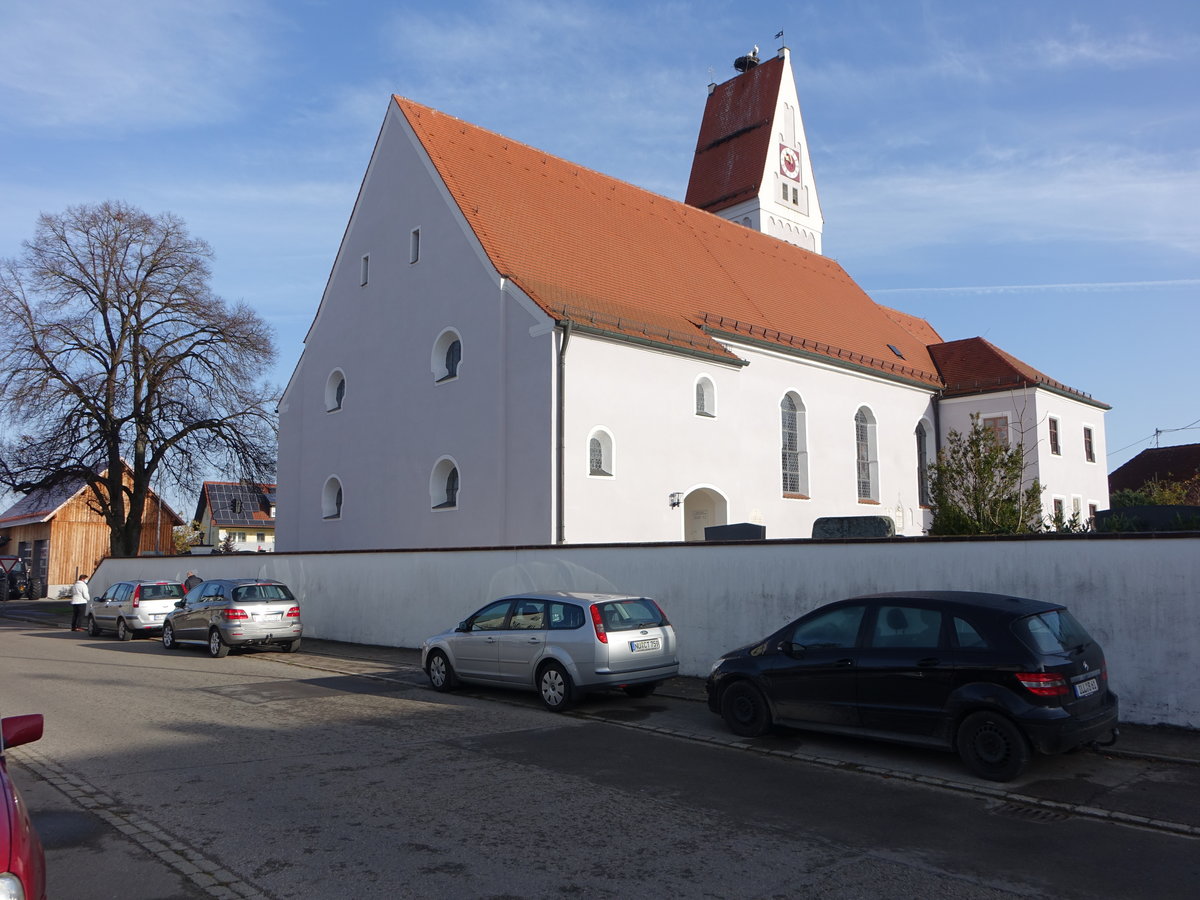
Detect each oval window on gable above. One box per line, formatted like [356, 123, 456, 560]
[325, 370, 346, 412]
[433, 329, 463, 383]
[431, 457, 460, 509]
[322, 477, 343, 519]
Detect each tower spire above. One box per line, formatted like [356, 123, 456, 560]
[685, 45, 824, 254]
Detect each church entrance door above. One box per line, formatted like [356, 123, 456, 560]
[683, 488, 728, 542]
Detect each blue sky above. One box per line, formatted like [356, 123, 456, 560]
[2, 0, 1198, 478]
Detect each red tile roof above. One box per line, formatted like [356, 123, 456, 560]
[879, 304, 944, 346]
[684, 56, 784, 213]
[928, 337, 1108, 407]
[1109, 444, 1200, 493]
[394, 96, 943, 387]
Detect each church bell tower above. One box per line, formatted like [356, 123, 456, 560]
[685, 44, 824, 255]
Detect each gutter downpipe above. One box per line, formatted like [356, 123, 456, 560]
[556, 320, 572, 544]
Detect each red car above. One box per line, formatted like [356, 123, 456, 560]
[1, 714, 45, 900]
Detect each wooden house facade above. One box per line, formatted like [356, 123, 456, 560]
[0, 472, 181, 597]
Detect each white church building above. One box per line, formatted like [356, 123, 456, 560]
[276, 44, 1109, 551]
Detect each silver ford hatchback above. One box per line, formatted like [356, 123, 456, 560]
[420, 591, 679, 710]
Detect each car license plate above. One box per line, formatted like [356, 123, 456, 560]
[630, 638, 660, 652]
[152, 614, 164, 621]
[1074, 677, 1099, 698]
[257, 613, 282, 622]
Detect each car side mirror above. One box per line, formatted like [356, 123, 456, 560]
[778, 640, 805, 658]
[455, 620, 469, 633]
[174, 600, 185, 608]
[1, 713, 43, 750]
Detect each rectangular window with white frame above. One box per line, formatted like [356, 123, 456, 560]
[982, 415, 1009, 448]
[1083, 425, 1096, 463]
[1048, 417, 1060, 455]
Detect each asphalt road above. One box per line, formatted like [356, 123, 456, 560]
[3, 618, 1199, 899]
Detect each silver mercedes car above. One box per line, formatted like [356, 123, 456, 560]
[160, 578, 302, 657]
[420, 591, 679, 711]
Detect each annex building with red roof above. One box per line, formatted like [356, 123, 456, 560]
[276, 43, 1110, 551]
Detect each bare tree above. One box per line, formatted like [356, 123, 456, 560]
[0, 201, 278, 557]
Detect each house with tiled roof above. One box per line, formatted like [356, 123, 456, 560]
[192, 481, 277, 552]
[276, 43, 1109, 551]
[1109, 444, 1200, 496]
[0, 469, 181, 597]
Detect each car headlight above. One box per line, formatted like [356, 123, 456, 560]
[0, 872, 27, 900]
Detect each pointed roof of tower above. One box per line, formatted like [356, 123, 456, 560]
[393, 95, 943, 386]
[685, 54, 786, 214]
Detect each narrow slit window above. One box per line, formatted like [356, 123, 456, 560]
[360, 254, 369, 286]
[410, 228, 421, 264]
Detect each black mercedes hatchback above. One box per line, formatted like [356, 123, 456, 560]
[705, 591, 1119, 781]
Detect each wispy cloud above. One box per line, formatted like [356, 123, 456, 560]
[870, 279, 1200, 296]
[826, 148, 1200, 259]
[1030, 26, 1182, 69]
[0, 0, 279, 132]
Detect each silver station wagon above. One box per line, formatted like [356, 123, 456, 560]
[88, 580, 185, 640]
[160, 578, 302, 658]
[420, 591, 679, 710]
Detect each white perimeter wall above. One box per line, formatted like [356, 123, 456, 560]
[94, 534, 1199, 729]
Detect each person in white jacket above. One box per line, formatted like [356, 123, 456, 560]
[70, 574, 89, 631]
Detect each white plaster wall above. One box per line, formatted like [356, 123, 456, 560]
[758, 48, 823, 254]
[937, 389, 1109, 521]
[93, 534, 1200, 728]
[277, 103, 557, 551]
[1032, 392, 1110, 516]
[564, 334, 936, 541]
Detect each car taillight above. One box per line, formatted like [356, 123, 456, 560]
[651, 600, 670, 626]
[222, 608, 249, 621]
[589, 605, 608, 644]
[286, 606, 300, 618]
[131, 585, 141, 608]
[1016, 672, 1069, 697]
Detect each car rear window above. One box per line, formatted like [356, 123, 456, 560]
[1014, 609, 1094, 655]
[233, 584, 295, 602]
[140, 583, 184, 600]
[595, 598, 667, 632]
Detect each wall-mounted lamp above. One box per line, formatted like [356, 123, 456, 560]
[669, 492, 683, 509]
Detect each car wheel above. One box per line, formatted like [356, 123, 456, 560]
[283, 639, 302, 653]
[720, 681, 773, 737]
[87, 615, 101, 637]
[623, 682, 658, 698]
[956, 711, 1031, 782]
[117, 618, 132, 641]
[162, 622, 177, 650]
[426, 650, 457, 692]
[207, 629, 230, 659]
[537, 661, 574, 712]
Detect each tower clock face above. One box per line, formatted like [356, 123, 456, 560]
[779, 144, 800, 181]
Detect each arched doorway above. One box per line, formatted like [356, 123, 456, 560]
[683, 488, 728, 542]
